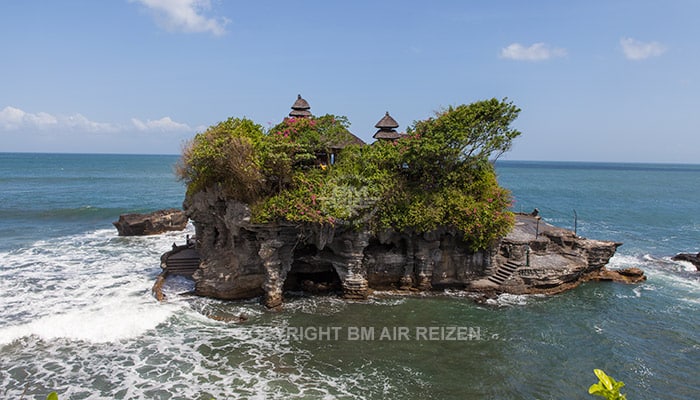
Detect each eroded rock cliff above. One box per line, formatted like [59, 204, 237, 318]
[183, 188, 632, 308]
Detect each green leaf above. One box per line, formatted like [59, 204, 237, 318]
[588, 382, 605, 395]
[594, 369, 614, 390]
[46, 392, 59, 400]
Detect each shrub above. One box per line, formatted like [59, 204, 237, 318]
[176, 117, 265, 202]
[179, 99, 521, 250]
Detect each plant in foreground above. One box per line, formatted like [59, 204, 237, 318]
[589, 369, 627, 399]
[43, 369, 624, 399]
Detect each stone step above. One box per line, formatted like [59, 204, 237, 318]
[166, 258, 200, 266]
[164, 256, 200, 276]
[487, 261, 521, 285]
[494, 270, 512, 279]
[502, 261, 520, 270]
[500, 265, 518, 273]
[166, 264, 199, 270]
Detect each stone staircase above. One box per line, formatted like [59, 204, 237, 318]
[163, 247, 200, 277]
[488, 260, 520, 285]
[154, 245, 201, 301]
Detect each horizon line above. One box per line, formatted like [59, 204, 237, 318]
[1, 151, 698, 167]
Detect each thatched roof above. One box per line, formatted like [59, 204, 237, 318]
[373, 130, 400, 140]
[373, 111, 400, 140]
[290, 94, 312, 118]
[374, 112, 399, 129]
[330, 131, 366, 150]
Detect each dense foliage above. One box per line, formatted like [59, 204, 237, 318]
[175, 117, 265, 202]
[177, 98, 521, 250]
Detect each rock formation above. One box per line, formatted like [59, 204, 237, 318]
[470, 215, 626, 295]
[113, 208, 188, 236]
[671, 252, 700, 271]
[182, 188, 636, 308]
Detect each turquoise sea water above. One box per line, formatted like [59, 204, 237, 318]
[0, 153, 698, 399]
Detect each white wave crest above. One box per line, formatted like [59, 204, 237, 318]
[0, 225, 194, 344]
[0, 298, 177, 344]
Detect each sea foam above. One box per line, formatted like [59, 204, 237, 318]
[0, 226, 193, 344]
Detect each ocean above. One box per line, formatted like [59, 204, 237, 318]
[0, 153, 698, 399]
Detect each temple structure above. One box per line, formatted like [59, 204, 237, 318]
[373, 111, 401, 140]
[289, 94, 312, 118]
[287, 95, 365, 165]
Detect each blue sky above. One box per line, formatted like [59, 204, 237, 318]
[1, 1, 698, 163]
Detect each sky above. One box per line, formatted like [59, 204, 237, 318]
[1, 0, 699, 163]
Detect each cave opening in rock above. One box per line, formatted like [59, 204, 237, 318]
[284, 245, 342, 294]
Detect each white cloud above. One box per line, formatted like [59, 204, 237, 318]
[620, 37, 666, 61]
[500, 42, 567, 61]
[0, 106, 58, 130]
[131, 116, 192, 132]
[0, 106, 28, 130]
[64, 113, 119, 133]
[0, 106, 193, 134]
[132, 0, 229, 36]
[27, 111, 58, 127]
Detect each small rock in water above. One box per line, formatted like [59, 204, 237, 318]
[113, 208, 188, 236]
[588, 267, 647, 283]
[671, 252, 700, 271]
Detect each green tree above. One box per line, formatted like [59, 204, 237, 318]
[404, 98, 521, 189]
[371, 99, 520, 248]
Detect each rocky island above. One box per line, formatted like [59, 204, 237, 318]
[169, 95, 642, 308]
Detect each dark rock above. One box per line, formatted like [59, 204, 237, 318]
[113, 209, 188, 236]
[672, 252, 700, 271]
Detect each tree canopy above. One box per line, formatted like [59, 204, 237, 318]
[177, 98, 521, 250]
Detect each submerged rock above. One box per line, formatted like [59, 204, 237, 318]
[113, 208, 188, 236]
[178, 188, 633, 308]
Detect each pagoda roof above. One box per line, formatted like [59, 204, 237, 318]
[374, 112, 399, 129]
[291, 94, 310, 109]
[373, 130, 400, 140]
[289, 109, 312, 118]
[289, 95, 311, 117]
